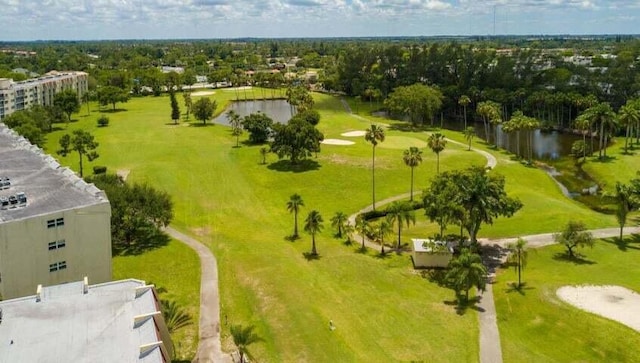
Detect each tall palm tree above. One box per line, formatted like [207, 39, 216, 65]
[376, 218, 393, 255]
[385, 201, 416, 250]
[459, 95, 471, 129]
[365, 124, 385, 210]
[355, 215, 370, 250]
[581, 103, 617, 159]
[228, 110, 243, 148]
[402, 147, 423, 201]
[230, 324, 263, 363]
[330, 211, 348, 238]
[160, 299, 193, 334]
[618, 100, 640, 154]
[287, 194, 304, 239]
[445, 248, 487, 302]
[428, 133, 447, 174]
[506, 238, 528, 288]
[476, 101, 501, 145]
[573, 113, 591, 162]
[608, 182, 635, 242]
[304, 210, 324, 255]
[463, 126, 475, 151]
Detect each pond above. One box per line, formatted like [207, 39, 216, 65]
[214, 99, 292, 126]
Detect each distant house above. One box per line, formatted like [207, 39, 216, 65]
[0, 278, 173, 363]
[161, 66, 184, 74]
[412, 239, 454, 268]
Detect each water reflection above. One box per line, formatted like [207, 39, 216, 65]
[214, 100, 292, 125]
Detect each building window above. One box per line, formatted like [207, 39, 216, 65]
[46, 218, 64, 228]
[48, 239, 66, 250]
[49, 261, 67, 272]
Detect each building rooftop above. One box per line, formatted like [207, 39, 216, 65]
[0, 279, 171, 363]
[0, 123, 108, 223]
[412, 239, 454, 254]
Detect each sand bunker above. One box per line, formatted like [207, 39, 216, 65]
[322, 139, 355, 146]
[223, 86, 253, 91]
[557, 285, 640, 332]
[341, 130, 366, 137]
[191, 91, 216, 97]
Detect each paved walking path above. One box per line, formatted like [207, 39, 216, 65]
[164, 227, 230, 363]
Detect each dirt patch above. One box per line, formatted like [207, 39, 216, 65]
[117, 169, 130, 181]
[191, 226, 212, 237]
[557, 285, 640, 332]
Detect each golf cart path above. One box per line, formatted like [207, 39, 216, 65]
[164, 226, 231, 363]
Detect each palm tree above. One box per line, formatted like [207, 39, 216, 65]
[445, 248, 487, 302]
[581, 103, 617, 159]
[287, 194, 304, 239]
[573, 113, 591, 162]
[506, 238, 528, 288]
[608, 182, 635, 242]
[459, 95, 471, 129]
[365, 124, 386, 210]
[355, 215, 370, 250]
[228, 110, 243, 147]
[304, 210, 324, 255]
[385, 201, 416, 250]
[260, 147, 268, 164]
[463, 126, 475, 151]
[402, 147, 423, 201]
[230, 324, 263, 363]
[342, 220, 355, 245]
[160, 299, 193, 334]
[477, 101, 501, 145]
[618, 100, 640, 154]
[428, 133, 447, 174]
[375, 218, 393, 255]
[330, 211, 348, 238]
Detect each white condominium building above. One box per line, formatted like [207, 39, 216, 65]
[0, 123, 112, 299]
[0, 71, 88, 120]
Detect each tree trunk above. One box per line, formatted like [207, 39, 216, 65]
[599, 121, 604, 158]
[78, 151, 84, 177]
[517, 250, 522, 287]
[436, 153, 440, 174]
[410, 167, 414, 201]
[397, 224, 402, 250]
[312, 234, 317, 255]
[294, 213, 298, 237]
[372, 146, 376, 210]
[463, 105, 467, 129]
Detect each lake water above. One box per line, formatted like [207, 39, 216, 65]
[214, 99, 292, 126]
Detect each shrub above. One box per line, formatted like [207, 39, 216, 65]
[93, 165, 107, 175]
[360, 209, 388, 221]
[97, 115, 110, 127]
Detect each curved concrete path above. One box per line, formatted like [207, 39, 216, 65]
[164, 227, 230, 363]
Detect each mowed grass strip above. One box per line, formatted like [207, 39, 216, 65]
[494, 237, 640, 362]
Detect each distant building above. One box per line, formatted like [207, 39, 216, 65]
[0, 71, 88, 120]
[0, 123, 111, 299]
[161, 66, 184, 74]
[0, 278, 173, 362]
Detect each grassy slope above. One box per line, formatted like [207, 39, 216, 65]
[494, 238, 640, 362]
[46, 93, 480, 362]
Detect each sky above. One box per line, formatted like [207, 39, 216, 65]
[1, 0, 639, 41]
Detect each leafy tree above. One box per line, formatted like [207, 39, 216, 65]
[365, 124, 385, 210]
[97, 115, 109, 127]
[183, 92, 192, 120]
[57, 129, 99, 177]
[53, 89, 80, 122]
[228, 110, 243, 147]
[304, 210, 324, 255]
[286, 85, 314, 115]
[243, 112, 274, 144]
[445, 248, 487, 302]
[553, 221, 594, 258]
[506, 238, 528, 288]
[385, 201, 416, 250]
[2, 110, 47, 146]
[383, 83, 443, 126]
[230, 324, 263, 363]
[355, 215, 370, 250]
[192, 97, 217, 125]
[423, 177, 462, 238]
[403, 147, 423, 201]
[287, 193, 304, 239]
[169, 90, 180, 124]
[330, 211, 348, 238]
[464, 126, 475, 151]
[428, 133, 447, 174]
[97, 85, 129, 111]
[270, 118, 324, 164]
[88, 174, 173, 255]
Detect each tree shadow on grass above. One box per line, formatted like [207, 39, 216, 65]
[601, 235, 640, 252]
[303, 252, 321, 261]
[552, 252, 597, 265]
[375, 251, 391, 259]
[593, 155, 618, 163]
[267, 159, 321, 173]
[444, 296, 484, 316]
[114, 228, 171, 256]
[354, 246, 368, 254]
[189, 123, 215, 127]
[505, 282, 535, 296]
[99, 108, 128, 113]
[284, 235, 300, 242]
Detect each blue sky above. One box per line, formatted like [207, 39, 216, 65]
[1, 0, 638, 41]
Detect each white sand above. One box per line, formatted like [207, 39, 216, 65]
[322, 139, 355, 146]
[117, 169, 130, 181]
[557, 285, 640, 332]
[191, 90, 216, 97]
[341, 130, 366, 137]
[223, 86, 253, 91]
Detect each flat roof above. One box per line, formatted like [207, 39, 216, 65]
[0, 279, 167, 363]
[412, 239, 454, 253]
[0, 123, 108, 223]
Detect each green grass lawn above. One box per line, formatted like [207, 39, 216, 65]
[112, 239, 200, 361]
[42, 92, 635, 362]
[582, 140, 640, 192]
[494, 237, 640, 362]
